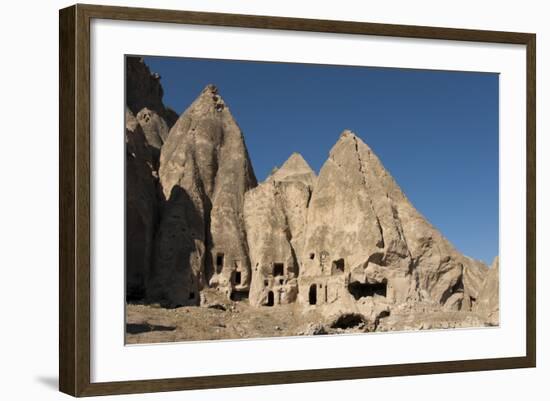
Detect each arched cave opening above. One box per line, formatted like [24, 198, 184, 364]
[266, 291, 275, 306]
[309, 284, 317, 305]
[330, 313, 366, 329]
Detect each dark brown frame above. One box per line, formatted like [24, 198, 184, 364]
[59, 3, 536, 397]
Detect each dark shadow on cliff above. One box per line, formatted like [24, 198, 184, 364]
[125, 115, 159, 303]
[126, 56, 178, 129]
[147, 185, 205, 307]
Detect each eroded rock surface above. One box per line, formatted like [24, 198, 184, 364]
[151, 85, 257, 306]
[473, 257, 499, 325]
[126, 57, 178, 128]
[126, 57, 178, 164]
[125, 57, 176, 302]
[125, 108, 158, 300]
[299, 130, 491, 320]
[245, 153, 316, 306]
[462, 257, 489, 310]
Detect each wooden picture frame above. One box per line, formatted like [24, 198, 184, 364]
[59, 3, 536, 397]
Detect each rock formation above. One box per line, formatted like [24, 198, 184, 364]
[125, 59, 499, 334]
[125, 108, 158, 300]
[462, 257, 489, 310]
[474, 256, 499, 324]
[244, 153, 316, 306]
[126, 57, 178, 164]
[298, 130, 491, 318]
[150, 84, 257, 306]
[125, 57, 178, 302]
[126, 57, 178, 129]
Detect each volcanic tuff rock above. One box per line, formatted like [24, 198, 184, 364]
[126, 57, 178, 163]
[245, 153, 316, 306]
[126, 57, 178, 127]
[150, 84, 257, 306]
[461, 257, 489, 310]
[125, 108, 158, 300]
[125, 58, 177, 302]
[298, 130, 488, 312]
[134, 108, 164, 148]
[474, 256, 499, 324]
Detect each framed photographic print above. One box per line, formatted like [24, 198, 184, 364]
[59, 3, 536, 397]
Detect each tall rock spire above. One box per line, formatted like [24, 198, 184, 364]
[300, 130, 486, 310]
[150, 84, 257, 306]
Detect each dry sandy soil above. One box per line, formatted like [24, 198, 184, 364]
[126, 289, 495, 344]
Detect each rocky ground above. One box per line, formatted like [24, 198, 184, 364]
[126, 289, 496, 344]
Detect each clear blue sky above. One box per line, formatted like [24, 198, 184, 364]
[142, 56, 499, 265]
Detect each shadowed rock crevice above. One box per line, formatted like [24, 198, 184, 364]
[330, 313, 366, 329]
[125, 109, 159, 302]
[125, 57, 181, 303]
[147, 186, 204, 307]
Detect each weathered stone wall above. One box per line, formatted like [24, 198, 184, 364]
[125, 109, 158, 301]
[298, 130, 490, 312]
[473, 257, 499, 324]
[245, 153, 315, 306]
[300, 131, 416, 308]
[125, 58, 178, 302]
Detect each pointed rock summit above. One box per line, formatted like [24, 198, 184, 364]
[268, 152, 316, 187]
[245, 153, 316, 306]
[151, 84, 257, 306]
[298, 130, 489, 313]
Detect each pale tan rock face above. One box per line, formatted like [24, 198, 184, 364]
[136, 108, 169, 148]
[152, 85, 257, 306]
[299, 130, 488, 313]
[300, 131, 415, 308]
[125, 108, 158, 301]
[473, 257, 499, 324]
[462, 257, 489, 310]
[269, 152, 317, 187]
[245, 153, 316, 306]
